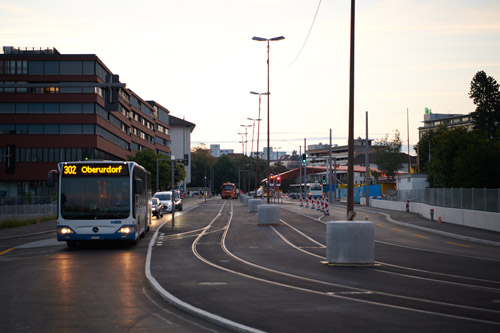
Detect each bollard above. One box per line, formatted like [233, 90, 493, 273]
[438, 216, 442, 223]
[36, 217, 40, 224]
[430, 208, 434, 223]
[406, 200, 410, 213]
[326, 221, 375, 265]
[324, 199, 329, 216]
[300, 195, 303, 206]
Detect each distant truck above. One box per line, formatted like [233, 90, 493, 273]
[221, 182, 238, 199]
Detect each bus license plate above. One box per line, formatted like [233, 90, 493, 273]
[91, 236, 101, 240]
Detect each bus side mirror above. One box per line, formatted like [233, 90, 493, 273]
[134, 178, 143, 194]
[48, 170, 58, 188]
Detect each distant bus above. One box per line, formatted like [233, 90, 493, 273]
[48, 161, 152, 246]
[288, 183, 323, 199]
[221, 182, 237, 199]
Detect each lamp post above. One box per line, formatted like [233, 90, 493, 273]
[252, 35, 285, 203]
[237, 132, 246, 155]
[250, 91, 268, 198]
[273, 147, 281, 163]
[240, 124, 252, 156]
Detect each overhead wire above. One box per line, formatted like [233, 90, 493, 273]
[271, 0, 322, 67]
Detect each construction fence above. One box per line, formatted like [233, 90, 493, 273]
[386, 188, 500, 213]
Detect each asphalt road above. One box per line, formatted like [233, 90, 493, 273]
[1, 197, 499, 332]
[0, 198, 231, 333]
[150, 197, 500, 332]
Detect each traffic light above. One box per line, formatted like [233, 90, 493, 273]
[276, 176, 281, 187]
[302, 153, 306, 164]
[322, 176, 326, 184]
[269, 175, 274, 187]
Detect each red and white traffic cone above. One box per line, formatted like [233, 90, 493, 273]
[317, 197, 322, 211]
[438, 216, 442, 223]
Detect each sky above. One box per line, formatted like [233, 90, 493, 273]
[2, 0, 500, 155]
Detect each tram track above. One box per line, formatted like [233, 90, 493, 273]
[189, 200, 500, 327]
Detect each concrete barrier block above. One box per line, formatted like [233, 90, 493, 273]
[258, 204, 280, 225]
[242, 195, 250, 206]
[326, 221, 374, 265]
[248, 199, 264, 212]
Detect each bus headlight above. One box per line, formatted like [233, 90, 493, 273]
[118, 226, 134, 234]
[59, 227, 74, 235]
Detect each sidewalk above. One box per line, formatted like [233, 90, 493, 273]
[0, 220, 57, 240]
[356, 204, 500, 246]
[282, 199, 500, 247]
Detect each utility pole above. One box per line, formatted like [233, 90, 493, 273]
[347, 0, 356, 220]
[329, 129, 333, 203]
[365, 111, 370, 207]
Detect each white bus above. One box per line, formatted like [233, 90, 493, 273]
[288, 183, 323, 199]
[48, 161, 152, 246]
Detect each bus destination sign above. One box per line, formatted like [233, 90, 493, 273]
[62, 163, 129, 176]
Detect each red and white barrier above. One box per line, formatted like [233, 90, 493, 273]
[324, 198, 329, 216]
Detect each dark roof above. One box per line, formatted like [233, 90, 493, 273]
[169, 115, 196, 131]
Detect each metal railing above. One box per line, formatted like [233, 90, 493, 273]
[0, 195, 56, 219]
[387, 188, 500, 213]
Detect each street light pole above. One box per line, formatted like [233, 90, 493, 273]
[250, 92, 268, 199]
[240, 124, 252, 156]
[347, 0, 356, 220]
[252, 35, 285, 204]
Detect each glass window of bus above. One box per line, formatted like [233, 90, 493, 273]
[61, 176, 130, 220]
[223, 185, 235, 191]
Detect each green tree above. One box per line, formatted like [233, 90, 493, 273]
[453, 133, 500, 188]
[190, 145, 216, 188]
[469, 71, 500, 139]
[374, 130, 403, 180]
[426, 126, 470, 187]
[416, 126, 500, 188]
[128, 149, 185, 193]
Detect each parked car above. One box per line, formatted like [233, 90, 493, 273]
[150, 198, 163, 219]
[154, 191, 183, 213]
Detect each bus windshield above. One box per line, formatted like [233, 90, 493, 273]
[222, 185, 235, 191]
[61, 176, 130, 220]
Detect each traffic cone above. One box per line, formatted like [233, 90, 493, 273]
[438, 216, 442, 223]
[36, 217, 40, 224]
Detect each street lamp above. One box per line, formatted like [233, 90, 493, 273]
[237, 132, 246, 155]
[273, 147, 281, 162]
[240, 124, 252, 156]
[249, 92, 268, 199]
[252, 36, 285, 203]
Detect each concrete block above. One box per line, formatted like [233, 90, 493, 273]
[326, 221, 374, 265]
[248, 199, 264, 212]
[242, 195, 249, 206]
[258, 204, 280, 225]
